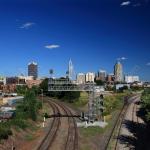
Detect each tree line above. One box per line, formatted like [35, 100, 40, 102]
[0, 87, 42, 141]
[141, 88, 150, 124]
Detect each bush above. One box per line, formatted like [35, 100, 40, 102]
[11, 118, 27, 129]
[0, 123, 12, 140]
[141, 88, 150, 123]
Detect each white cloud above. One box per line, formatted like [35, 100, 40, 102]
[121, 57, 127, 60]
[146, 62, 150, 66]
[120, 1, 131, 6]
[20, 22, 35, 29]
[117, 57, 127, 61]
[45, 44, 60, 49]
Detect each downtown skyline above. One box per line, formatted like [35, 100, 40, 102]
[0, 0, 150, 81]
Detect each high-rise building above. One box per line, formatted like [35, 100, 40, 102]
[114, 61, 123, 82]
[86, 72, 95, 83]
[107, 74, 115, 83]
[77, 73, 85, 84]
[97, 70, 106, 81]
[68, 59, 74, 79]
[28, 62, 38, 79]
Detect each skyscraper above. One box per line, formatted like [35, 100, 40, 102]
[77, 73, 85, 84]
[86, 72, 95, 83]
[107, 74, 115, 83]
[114, 61, 123, 82]
[97, 70, 106, 81]
[28, 62, 38, 79]
[68, 59, 74, 79]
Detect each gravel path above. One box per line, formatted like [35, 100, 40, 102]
[117, 96, 144, 150]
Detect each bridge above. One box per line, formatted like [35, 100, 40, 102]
[48, 78, 104, 122]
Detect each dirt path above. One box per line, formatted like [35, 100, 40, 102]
[117, 96, 144, 150]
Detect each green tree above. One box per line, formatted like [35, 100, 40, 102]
[95, 79, 105, 86]
[23, 90, 38, 121]
[141, 88, 150, 123]
[63, 91, 80, 103]
[16, 85, 28, 95]
[39, 78, 48, 92]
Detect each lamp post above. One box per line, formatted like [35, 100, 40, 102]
[41, 89, 45, 127]
[41, 89, 43, 108]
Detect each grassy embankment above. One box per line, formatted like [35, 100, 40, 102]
[78, 92, 130, 150]
[0, 88, 51, 143]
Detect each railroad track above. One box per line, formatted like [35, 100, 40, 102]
[52, 101, 78, 150]
[105, 95, 140, 150]
[37, 101, 61, 150]
[37, 98, 78, 150]
[132, 101, 139, 123]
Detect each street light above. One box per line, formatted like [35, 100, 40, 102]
[41, 89, 45, 127]
[41, 89, 43, 108]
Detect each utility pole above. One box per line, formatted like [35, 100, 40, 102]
[41, 89, 45, 127]
[41, 89, 43, 108]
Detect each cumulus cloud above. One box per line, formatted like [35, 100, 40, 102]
[20, 22, 35, 29]
[45, 44, 60, 49]
[120, 1, 131, 6]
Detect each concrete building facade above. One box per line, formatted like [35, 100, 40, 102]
[125, 76, 139, 83]
[77, 73, 85, 84]
[86, 72, 95, 82]
[97, 70, 106, 81]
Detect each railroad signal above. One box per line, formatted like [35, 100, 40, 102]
[100, 101, 103, 106]
[81, 112, 85, 119]
[44, 113, 49, 118]
[100, 94, 104, 99]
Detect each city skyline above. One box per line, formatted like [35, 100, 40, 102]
[0, 0, 149, 81]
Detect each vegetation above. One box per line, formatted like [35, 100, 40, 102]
[39, 78, 81, 103]
[0, 87, 42, 141]
[16, 89, 42, 121]
[131, 86, 144, 91]
[74, 92, 88, 107]
[80, 126, 105, 137]
[103, 94, 126, 116]
[141, 88, 150, 123]
[0, 123, 12, 140]
[16, 85, 28, 95]
[39, 78, 49, 93]
[94, 79, 105, 86]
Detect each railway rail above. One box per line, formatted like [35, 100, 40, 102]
[132, 101, 140, 124]
[37, 101, 61, 150]
[53, 100, 78, 150]
[37, 98, 78, 150]
[105, 95, 140, 150]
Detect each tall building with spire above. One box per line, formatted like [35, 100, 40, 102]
[114, 61, 123, 82]
[68, 59, 74, 79]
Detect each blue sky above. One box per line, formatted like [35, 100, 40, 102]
[0, 0, 150, 81]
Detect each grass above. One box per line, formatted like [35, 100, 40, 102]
[80, 126, 105, 137]
[24, 134, 35, 141]
[74, 92, 88, 107]
[28, 122, 39, 131]
[80, 146, 91, 150]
